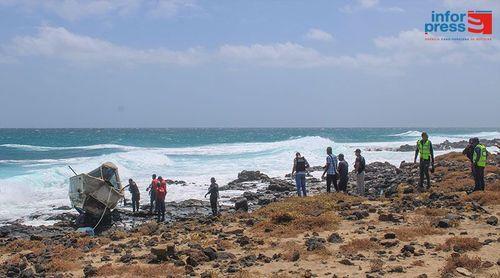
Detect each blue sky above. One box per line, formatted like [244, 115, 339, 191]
[0, 0, 499, 127]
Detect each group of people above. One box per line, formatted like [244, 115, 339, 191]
[122, 131, 489, 222]
[291, 147, 366, 197]
[414, 132, 488, 192]
[291, 131, 490, 197]
[124, 174, 220, 223]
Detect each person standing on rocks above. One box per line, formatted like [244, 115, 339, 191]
[337, 154, 349, 193]
[414, 132, 434, 190]
[205, 177, 220, 216]
[146, 174, 158, 214]
[472, 137, 487, 191]
[127, 178, 140, 212]
[292, 152, 310, 197]
[321, 147, 338, 193]
[354, 149, 366, 196]
[155, 176, 167, 222]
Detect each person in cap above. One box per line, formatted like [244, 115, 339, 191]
[291, 152, 310, 197]
[321, 147, 338, 193]
[354, 149, 366, 196]
[205, 177, 220, 216]
[414, 132, 434, 190]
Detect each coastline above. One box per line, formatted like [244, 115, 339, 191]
[0, 151, 499, 277]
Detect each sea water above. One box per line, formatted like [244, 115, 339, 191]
[0, 128, 498, 224]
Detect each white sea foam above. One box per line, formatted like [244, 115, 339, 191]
[0, 143, 139, 151]
[0, 133, 496, 224]
[389, 130, 422, 137]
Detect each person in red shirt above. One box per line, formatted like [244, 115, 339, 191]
[155, 176, 167, 223]
[146, 174, 158, 214]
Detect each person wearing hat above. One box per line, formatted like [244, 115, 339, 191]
[414, 132, 434, 189]
[354, 149, 366, 196]
[471, 137, 487, 191]
[205, 177, 220, 216]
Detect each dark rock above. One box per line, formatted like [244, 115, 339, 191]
[291, 251, 300, 261]
[384, 232, 396, 239]
[83, 264, 97, 277]
[486, 216, 498, 226]
[437, 219, 451, 228]
[186, 256, 199, 267]
[339, 259, 354, 265]
[119, 253, 134, 263]
[236, 236, 250, 246]
[305, 237, 326, 251]
[203, 247, 217, 261]
[401, 245, 415, 253]
[327, 233, 343, 243]
[234, 198, 249, 212]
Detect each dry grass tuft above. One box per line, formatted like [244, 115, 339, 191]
[340, 238, 378, 254]
[369, 259, 384, 272]
[252, 194, 355, 237]
[464, 190, 500, 205]
[437, 237, 482, 252]
[441, 254, 482, 277]
[391, 220, 443, 241]
[47, 258, 80, 272]
[415, 207, 448, 217]
[97, 263, 183, 277]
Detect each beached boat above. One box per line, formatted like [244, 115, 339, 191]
[69, 162, 124, 218]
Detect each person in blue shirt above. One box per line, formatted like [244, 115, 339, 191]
[321, 147, 338, 193]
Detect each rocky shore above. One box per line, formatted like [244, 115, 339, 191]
[0, 152, 499, 277]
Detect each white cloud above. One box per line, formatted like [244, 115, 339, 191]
[7, 26, 204, 66]
[2, 26, 499, 73]
[0, 0, 198, 20]
[441, 0, 500, 12]
[340, 0, 404, 13]
[304, 28, 334, 42]
[217, 29, 500, 71]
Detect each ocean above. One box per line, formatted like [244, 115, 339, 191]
[0, 128, 498, 225]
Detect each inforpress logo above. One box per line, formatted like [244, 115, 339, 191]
[424, 10, 493, 41]
[468, 11, 493, 34]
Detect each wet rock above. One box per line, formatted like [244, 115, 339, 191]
[327, 232, 343, 243]
[268, 179, 294, 192]
[486, 216, 498, 226]
[234, 198, 249, 212]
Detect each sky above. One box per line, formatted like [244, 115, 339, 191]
[0, 0, 499, 128]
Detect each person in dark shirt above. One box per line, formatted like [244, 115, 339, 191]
[127, 178, 140, 212]
[414, 132, 434, 189]
[337, 154, 349, 193]
[462, 138, 475, 178]
[205, 177, 220, 216]
[354, 149, 366, 196]
[291, 152, 310, 197]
